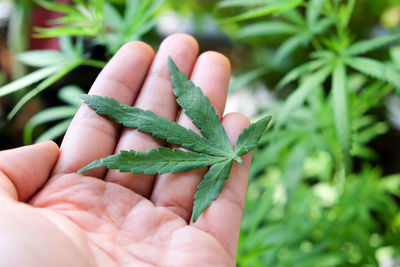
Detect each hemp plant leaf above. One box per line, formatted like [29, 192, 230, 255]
[78, 57, 271, 222]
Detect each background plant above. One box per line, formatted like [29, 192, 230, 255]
[0, 0, 399, 266]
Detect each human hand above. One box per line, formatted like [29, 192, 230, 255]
[0, 34, 251, 267]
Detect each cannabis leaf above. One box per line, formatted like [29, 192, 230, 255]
[78, 57, 271, 222]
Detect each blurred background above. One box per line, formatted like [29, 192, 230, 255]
[0, 0, 400, 266]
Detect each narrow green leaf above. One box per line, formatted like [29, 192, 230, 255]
[390, 45, 400, 66]
[35, 119, 72, 144]
[36, 0, 81, 15]
[192, 160, 233, 222]
[230, 67, 268, 92]
[218, 0, 303, 23]
[276, 59, 326, 89]
[306, 0, 326, 26]
[275, 66, 331, 128]
[217, 0, 270, 9]
[283, 141, 308, 196]
[236, 21, 298, 39]
[17, 50, 66, 67]
[344, 34, 400, 56]
[104, 3, 124, 32]
[168, 57, 233, 155]
[249, 131, 299, 178]
[79, 147, 225, 175]
[345, 57, 400, 89]
[58, 85, 85, 106]
[281, 9, 305, 26]
[79, 95, 232, 157]
[23, 106, 78, 144]
[136, 0, 164, 26]
[235, 116, 272, 157]
[59, 36, 75, 57]
[8, 62, 81, 120]
[34, 26, 100, 38]
[0, 65, 61, 97]
[273, 33, 309, 64]
[124, 0, 141, 20]
[332, 61, 351, 174]
[311, 17, 333, 34]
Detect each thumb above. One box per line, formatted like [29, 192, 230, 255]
[0, 141, 60, 201]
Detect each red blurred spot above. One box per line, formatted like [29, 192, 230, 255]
[30, 0, 70, 50]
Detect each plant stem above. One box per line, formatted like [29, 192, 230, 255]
[82, 59, 107, 68]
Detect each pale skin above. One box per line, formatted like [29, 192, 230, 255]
[0, 34, 252, 267]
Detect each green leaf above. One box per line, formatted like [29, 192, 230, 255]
[344, 34, 400, 56]
[0, 65, 61, 97]
[275, 65, 331, 128]
[217, 0, 269, 9]
[283, 141, 308, 196]
[35, 119, 72, 144]
[331, 61, 351, 174]
[235, 116, 272, 157]
[8, 61, 82, 120]
[59, 36, 76, 57]
[306, 0, 326, 26]
[78, 147, 225, 175]
[23, 106, 78, 144]
[104, 3, 124, 32]
[192, 160, 233, 222]
[229, 67, 268, 92]
[249, 131, 299, 177]
[79, 58, 272, 221]
[168, 57, 233, 155]
[58, 85, 85, 106]
[35, 25, 100, 38]
[17, 50, 67, 67]
[281, 9, 305, 26]
[277, 59, 326, 89]
[236, 21, 298, 39]
[36, 0, 81, 15]
[273, 33, 309, 63]
[345, 57, 400, 89]
[390, 45, 400, 66]
[218, 0, 303, 23]
[79, 95, 232, 157]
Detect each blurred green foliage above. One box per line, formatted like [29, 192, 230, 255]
[1, 0, 400, 265]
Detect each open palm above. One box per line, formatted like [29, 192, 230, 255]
[0, 34, 251, 267]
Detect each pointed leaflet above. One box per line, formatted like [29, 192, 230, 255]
[168, 57, 234, 155]
[235, 116, 272, 157]
[79, 95, 232, 157]
[276, 59, 326, 89]
[236, 21, 298, 39]
[306, 0, 326, 26]
[344, 34, 400, 56]
[345, 57, 400, 90]
[275, 65, 331, 129]
[79, 147, 225, 175]
[192, 160, 233, 222]
[332, 61, 351, 174]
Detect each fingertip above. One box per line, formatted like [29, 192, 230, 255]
[198, 51, 231, 74]
[189, 51, 232, 117]
[161, 33, 199, 56]
[120, 41, 155, 59]
[38, 141, 60, 155]
[222, 112, 251, 140]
